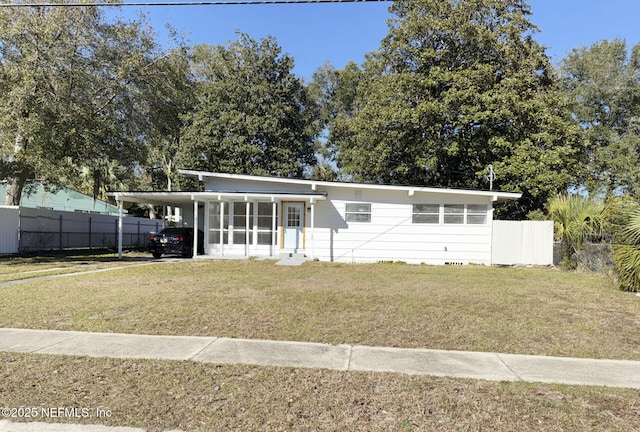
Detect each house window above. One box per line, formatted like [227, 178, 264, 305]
[443, 204, 465, 224]
[412, 204, 440, 224]
[467, 204, 488, 224]
[345, 203, 371, 222]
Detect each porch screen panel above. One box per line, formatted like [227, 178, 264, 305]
[208, 202, 229, 244]
[233, 202, 253, 244]
[257, 202, 275, 245]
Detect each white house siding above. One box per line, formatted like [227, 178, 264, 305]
[200, 178, 495, 265]
[311, 187, 494, 265]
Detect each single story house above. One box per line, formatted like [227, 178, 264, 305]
[110, 170, 521, 265]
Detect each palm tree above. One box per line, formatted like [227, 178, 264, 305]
[547, 194, 606, 269]
[613, 208, 640, 292]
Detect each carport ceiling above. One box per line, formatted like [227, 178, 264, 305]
[108, 192, 197, 207]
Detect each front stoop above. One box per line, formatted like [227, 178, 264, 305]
[276, 251, 310, 266]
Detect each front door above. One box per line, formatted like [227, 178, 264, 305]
[283, 202, 304, 250]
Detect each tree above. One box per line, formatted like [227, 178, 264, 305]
[561, 39, 640, 197]
[142, 44, 195, 193]
[177, 33, 319, 178]
[309, 61, 362, 171]
[0, 3, 160, 205]
[331, 0, 582, 217]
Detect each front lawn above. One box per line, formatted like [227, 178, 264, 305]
[1, 352, 639, 432]
[1, 259, 638, 360]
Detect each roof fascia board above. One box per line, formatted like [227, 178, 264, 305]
[189, 192, 327, 201]
[178, 170, 521, 201]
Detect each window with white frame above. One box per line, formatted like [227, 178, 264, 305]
[466, 204, 487, 224]
[443, 204, 465, 224]
[412, 204, 440, 224]
[440, 204, 488, 225]
[345, 203, 371, 222]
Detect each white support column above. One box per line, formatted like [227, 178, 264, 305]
[245, 197, 250, 257]
[252, 201, 258, 254]
[219, 201, 225, 257]
[310, 198, 315, 260]
[117, 199, 123, 260]
[193, 200, 199, 258]
[271, 199, 277, 257]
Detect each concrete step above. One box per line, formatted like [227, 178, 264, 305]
[278, 251, 307, 260]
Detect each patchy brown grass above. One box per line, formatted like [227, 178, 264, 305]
[0, 251, 150, 282]
[1, 259, 639, 360]
[1, 353, 639, 432]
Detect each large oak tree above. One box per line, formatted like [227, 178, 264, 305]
[329, 0, 582, 217]
[0, 2, 161, 204]
[178, 33, 319, 178]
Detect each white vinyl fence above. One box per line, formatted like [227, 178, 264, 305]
[0, 206, 20, 254]
[0, 207, 163, 255]
[491, 220, 554, 266]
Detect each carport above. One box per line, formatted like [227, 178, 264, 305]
[108, 190, 326, 260]
[108, 191, 201, 260]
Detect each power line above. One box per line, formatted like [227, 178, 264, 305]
[0, 0, 390, 7]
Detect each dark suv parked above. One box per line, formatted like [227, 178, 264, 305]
[147, 228, 204, 258]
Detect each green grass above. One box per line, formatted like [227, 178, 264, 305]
[1, 259, 639, 360]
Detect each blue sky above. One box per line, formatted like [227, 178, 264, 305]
[119, 0, 640, 79]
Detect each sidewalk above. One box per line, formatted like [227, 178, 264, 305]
[1, 328, 639, 389]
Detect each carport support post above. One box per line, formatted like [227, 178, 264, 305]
[193, 199, 199, 258]
[310, 198, 315, 260]
[245, 196, 250, 258]
[117, 199, 123, 260]
[271, 199, 276, 257]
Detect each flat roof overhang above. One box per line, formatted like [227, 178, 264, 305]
[178, 170, 522, 203]
[108, 191, 327, 206]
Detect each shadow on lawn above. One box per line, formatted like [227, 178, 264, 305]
[0, 248, 152, 265]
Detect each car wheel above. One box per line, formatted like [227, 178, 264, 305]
[152, 252, 162, 259]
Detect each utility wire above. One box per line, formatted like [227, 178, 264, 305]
[0, 0, 390, 7]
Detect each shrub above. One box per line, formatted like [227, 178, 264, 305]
[547, 194, 605, 269]
[613, 208, 640, 292]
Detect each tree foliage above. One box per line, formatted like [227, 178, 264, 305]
[561, 39, 640, 197]
[141, 45, 195, 192]
[326, 0, 581, 217]
[177, 33, 319, 178]
[0, 3, 161, 204]
[309, 61, 362, 166]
